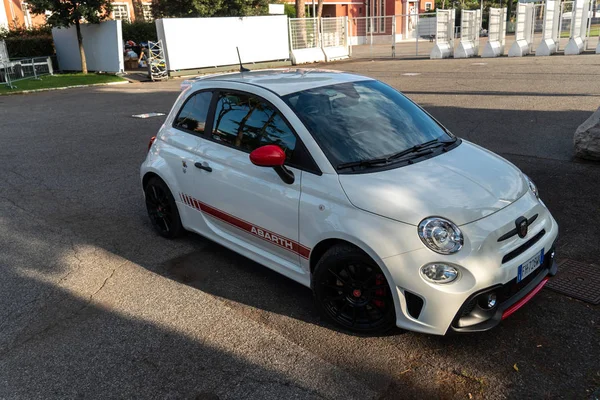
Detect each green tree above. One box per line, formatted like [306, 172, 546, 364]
[28, 0, 112, 74]
[151, 0, 268, 18]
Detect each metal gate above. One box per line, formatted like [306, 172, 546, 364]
[585, 0, 599, 50]
[557, 0, 574, 51]
[347, 13, 436, 59]
[531, 2, 547, 53]
[289, 17, 321, 51]
[1, 57, 53, 89]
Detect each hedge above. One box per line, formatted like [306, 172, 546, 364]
[4, 37, 55, 58]
[122, 21, 158, 44]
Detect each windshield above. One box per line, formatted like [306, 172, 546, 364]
[283, 80, 454, 169]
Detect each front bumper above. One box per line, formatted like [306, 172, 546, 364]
[447, 245, 557, 334]
[382, 191, 559, 335]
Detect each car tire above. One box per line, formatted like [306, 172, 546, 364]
[312, 244, 396, 334]
[144, 176, 185, 239]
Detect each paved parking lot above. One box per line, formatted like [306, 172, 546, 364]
[1, 55, 599, 399]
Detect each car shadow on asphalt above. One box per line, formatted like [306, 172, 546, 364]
[159, 235, 407, 338]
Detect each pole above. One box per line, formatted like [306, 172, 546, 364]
[481, 0, 484, 29]
[312, 0, 316, 17]
[415, 7, 419, 55]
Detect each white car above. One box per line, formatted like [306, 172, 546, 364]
[141, 69, 558, 335]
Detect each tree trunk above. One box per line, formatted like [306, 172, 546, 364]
[316, 0, 324, 18]
[295, 0, 305, 18]
[75, 20, 88, 74]
[235, 105, 257, 147]
[132, 0, 144, 21]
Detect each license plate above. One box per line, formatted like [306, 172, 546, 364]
[517, 248, 544, 283]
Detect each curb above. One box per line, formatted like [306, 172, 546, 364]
[0, 80, 129, 96]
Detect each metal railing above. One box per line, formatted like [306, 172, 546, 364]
[1, 57, 54, 89]
[321, 17, 346, 48]
[289, 18, 321, 50]
[346, 13, 436, 59]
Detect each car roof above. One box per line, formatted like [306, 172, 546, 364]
[188, 68, 373, 96]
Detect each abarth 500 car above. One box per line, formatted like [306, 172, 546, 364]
[141, 69, 558, 335]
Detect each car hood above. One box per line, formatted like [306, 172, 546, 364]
[338, 141, 528, 226]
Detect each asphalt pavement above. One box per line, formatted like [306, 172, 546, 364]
[0, 55, 599, 399]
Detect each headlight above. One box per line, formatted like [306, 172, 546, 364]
[524, 174, 539, 199]
[420, 263, 459, 284]
[418, 217, 463, 254]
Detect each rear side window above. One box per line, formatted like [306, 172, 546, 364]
[174, 91, 213, 135]
[211, 92, 297, 161]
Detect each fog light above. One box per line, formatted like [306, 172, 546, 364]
[420, 263, 459, 284]
[479, 292, 497, 309]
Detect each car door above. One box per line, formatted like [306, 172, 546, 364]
[160, 90, 214, 233]
[188, 89, 309, 275]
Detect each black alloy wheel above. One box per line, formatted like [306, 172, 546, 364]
[144, 177, 184, 239]
[313, 245, 396, 334]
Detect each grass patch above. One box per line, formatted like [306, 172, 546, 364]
[560, 26, 600, 38]
[0, 73, 127, 94]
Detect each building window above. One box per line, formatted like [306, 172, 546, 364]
[366, 0, 386, 33]
[425, 2, 432, 11]
[142, 3, 153, 21]
[21, 2, 32, 28]
[112, 3, 130, 22]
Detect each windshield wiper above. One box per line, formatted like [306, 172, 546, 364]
[387, 138, 454, 161]
[337, 138, 456, 171]
[337, 157, 389, 171]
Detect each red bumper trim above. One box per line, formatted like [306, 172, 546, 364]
[501, 277, 549, 320]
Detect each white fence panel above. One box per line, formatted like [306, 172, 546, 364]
[52, 20, 124, 73]
[455, 10, 481, 58]
[482, 8, 507, 57]
[430, 9, 455, 58]
[509, 2, 535, 56]
[321, 17, 350, 62]
[536, 0, 561, 55]
[289, 18, 325, 64]
[565, 0, 591, 54]
[156, 16, 289, 72]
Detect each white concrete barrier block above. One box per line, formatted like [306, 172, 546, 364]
[323, 46, 349, 62]
[565, 37, 584, 55]
[508, 39, 530, 57]
[535, 38, 556, 56]
[291, 48, 326, 64]
[597, 42, 600, 54]
[455, 41, 477, 58]
[430, 42, 453, 59]
[482, 41, 504, 57]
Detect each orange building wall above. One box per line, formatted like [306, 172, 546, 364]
[2, 0, 148, 31]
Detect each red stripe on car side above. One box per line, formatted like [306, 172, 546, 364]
[180, 192, 310, 259]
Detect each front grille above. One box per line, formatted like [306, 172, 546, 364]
[497, 257, 550, 304]
[502, 229, 546, 264]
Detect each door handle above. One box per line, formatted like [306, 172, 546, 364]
[194, 161, 212, 172]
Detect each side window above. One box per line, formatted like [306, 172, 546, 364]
[174, 91, 213, 135]
[212, 92, 297, 160]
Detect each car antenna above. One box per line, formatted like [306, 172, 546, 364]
[236, 47, 250, 73]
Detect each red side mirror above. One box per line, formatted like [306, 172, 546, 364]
[250, 145, 285, 167]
